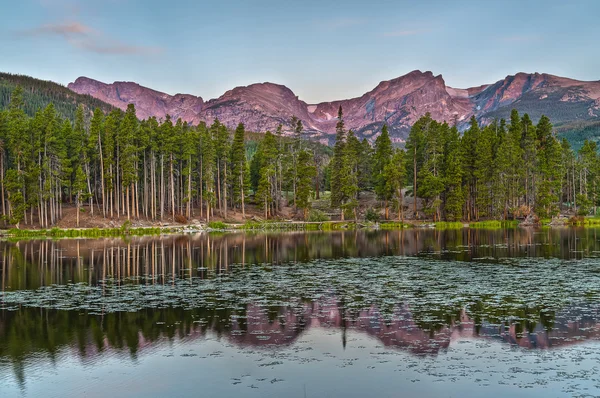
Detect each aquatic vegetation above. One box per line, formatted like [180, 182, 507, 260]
[2, 253, 599, 332]
[469, 220, 519, 229]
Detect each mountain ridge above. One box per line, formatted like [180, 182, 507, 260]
[67, 70, 600, 143]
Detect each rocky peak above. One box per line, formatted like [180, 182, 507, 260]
[68, 77, 204, 122]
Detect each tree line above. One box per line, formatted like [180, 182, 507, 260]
[329, 106, 600, 221]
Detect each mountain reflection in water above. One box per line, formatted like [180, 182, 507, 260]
[1, 299, 599, 386]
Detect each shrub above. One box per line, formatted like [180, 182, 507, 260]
[307, 209, 329, 222]
[364, 208, 380, 222]
[207, 221, 228, 230]
[576, 194, 592, 216]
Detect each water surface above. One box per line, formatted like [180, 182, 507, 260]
[1, 228, 600, 397]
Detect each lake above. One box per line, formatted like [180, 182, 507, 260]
[1, 228, 600, 397]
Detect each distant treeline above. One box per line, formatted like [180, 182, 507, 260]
[0, 72, 114, 121]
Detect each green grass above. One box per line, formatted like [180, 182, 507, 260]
[319, 222, 355, 231]
[434, 221, 464, 229]
[563, 216, 600, 226]
[241, 221, 308, 231]
[3, 226, 164, 239]
[241, 220, 361, 231]
[585, 217, 600, 226]
[207, 221, 229, 230]
[379, 222, 410, 229]
[469, 220, 519, 229]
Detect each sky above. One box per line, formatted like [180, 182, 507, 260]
[1, 0, 599, 104]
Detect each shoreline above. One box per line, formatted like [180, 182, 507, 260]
[1, 218, 599, 239]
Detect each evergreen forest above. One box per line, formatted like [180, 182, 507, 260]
[1, 86, 599, 228]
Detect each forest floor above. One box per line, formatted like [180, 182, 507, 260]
[1, 191, 596, 231]
[0, 191, 415, 230]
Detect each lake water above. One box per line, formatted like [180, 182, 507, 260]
[1, 228, 600, 397]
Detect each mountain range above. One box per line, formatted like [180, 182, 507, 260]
[65, 70, 600, 145]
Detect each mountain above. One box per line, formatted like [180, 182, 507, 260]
[200, 82, 321, 136]
[473, 72, 600, 123]
[67, 77, 204, 122]
[67, 71, 600, 144]
[310, 70, 477, 143]
[0, 72, 114, 121]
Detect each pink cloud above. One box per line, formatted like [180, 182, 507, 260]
[17, 21, 162, 56]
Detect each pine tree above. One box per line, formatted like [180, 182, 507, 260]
[474, 124, 495, 218]
[200, 124, 216, 221]
[461, 116, 480, 220]
[88, 108, 105, 217]
[358, 138, 373, 191]
[507, 109, 525, 212]
[296, 150, 316, 220]
[535, 116, 562, 217]
[4, 169, 26, 227]
[373, 124, 393, 218]
[0, 109, 7, 221]
[418, 119, 445, 221]
[254, 131, 279, 218]
[330, 106, 346, 210]
[442, 125, 464, 221]
[340, 130, 360, 220]
[73, 164, 86, 227]
[214, 120, 230, 218]
[119, 104, 138, 220]
[521, 113, 537, 207]
[405, 114, 428, 218]
[230, 123, 249, 218]
[560, 138, 576, 212]
[384, 149, 407, 222]
[578, 140, 599, 215]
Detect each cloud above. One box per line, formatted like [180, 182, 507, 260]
[68, 36, 163, 55]
[383, 29, 429, 37]
[18, 22, 94, 37]
[16, 21, 162, 56]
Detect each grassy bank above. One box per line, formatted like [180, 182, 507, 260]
[469, 220, 520, 229]
[2, 226, 167, 239]
[239, 220, 360, 231]
[3, 216, 599, 240]
[568, 216, 600, 226]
